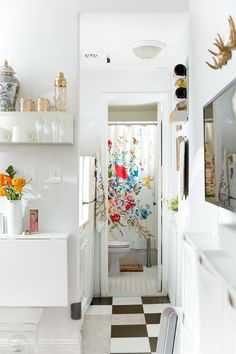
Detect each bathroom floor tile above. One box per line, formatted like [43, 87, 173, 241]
[146, 324, 160, 337]
[142, 296, 170, 304]
[113, 297, 142, 305]
[91, 297, 113, 305]
[86, 305, 112, 315]
[82, 297, 171, 354]
[145, 313, 161, 324]
[149, 337, 158, 353]
[143, 303, 169, 314]
[112, 314, 146, 325]
[109, 266, 157, 296]
[112, 305, 143, 314]
[111, 337, 150, 353]
[111, 324, 148, 338]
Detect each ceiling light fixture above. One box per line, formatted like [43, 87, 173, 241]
[131, 40, 166, 60]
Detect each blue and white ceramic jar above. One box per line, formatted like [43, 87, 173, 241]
[0, 59, 20, 111]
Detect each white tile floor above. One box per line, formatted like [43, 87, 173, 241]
[143, 303, 169, 314]
[109, 266, 158, 296]
[82, 295, 170, 354]
[147, 324, 160, 337]
[86, 305, 112, 315]
[112, 296, 142, 305]
[111, 314, 146, 325]
[111, 337, 150, 353]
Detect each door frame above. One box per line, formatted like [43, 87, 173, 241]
[99, 92, 170, 296]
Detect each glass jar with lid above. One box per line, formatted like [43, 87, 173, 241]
[0, 59, 20, 111]
[54, 72, 67, 111]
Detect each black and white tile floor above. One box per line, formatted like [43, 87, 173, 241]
[82, 296, 170, 354]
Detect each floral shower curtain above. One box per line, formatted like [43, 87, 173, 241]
[108, 124, 157, 249]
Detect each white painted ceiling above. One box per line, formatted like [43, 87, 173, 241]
[80, 12, 189, 70]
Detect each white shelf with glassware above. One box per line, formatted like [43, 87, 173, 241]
[0, 112, 73, 144]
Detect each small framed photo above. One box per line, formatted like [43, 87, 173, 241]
[30, 209, 39, 233]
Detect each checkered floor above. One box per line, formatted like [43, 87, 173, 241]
[82, 296, 170, 354]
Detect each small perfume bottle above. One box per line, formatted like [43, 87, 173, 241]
[54, 72, 67, 111]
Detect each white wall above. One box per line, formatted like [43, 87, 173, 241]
[185, 0, 236, 235]
[0, 0, 81, 348]
[0, 0, 189, 348]
[80, 69, 169, 155]
[178, 2, 236, 353]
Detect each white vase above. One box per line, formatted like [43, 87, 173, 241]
[7, 200, 23, 235]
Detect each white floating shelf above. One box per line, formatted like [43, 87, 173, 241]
[170, 110, 188, 124]
[0, 112, 73, 144]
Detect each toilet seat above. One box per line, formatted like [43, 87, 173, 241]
[108, 240, 131, 248]
[108, 240, 131, 275]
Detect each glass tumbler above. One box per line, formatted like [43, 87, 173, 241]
[35, 118, 44, 142]
[42, 118, 52, 142]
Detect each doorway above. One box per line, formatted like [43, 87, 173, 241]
[108, 103, 158, 295]
[99, 92, 169, 297]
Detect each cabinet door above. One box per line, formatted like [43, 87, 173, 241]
[168, 221, 177, 304]
[84, 239, 90, 300]
[79, 240, 86, 301]
[223, 289, 236, 354]
[182, 320, 200, 354]
[0, 239, 68, 306]
[183, 240, 200, 340]
[197, 255, 224, 354]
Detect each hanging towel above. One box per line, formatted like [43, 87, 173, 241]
[95, 151, 107, 233]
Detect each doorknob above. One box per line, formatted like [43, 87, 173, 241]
[153, 202, 157, 206]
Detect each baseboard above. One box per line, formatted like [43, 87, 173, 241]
[0, 338, 81, 347]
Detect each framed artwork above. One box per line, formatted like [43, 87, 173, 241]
[176, 136, 184, 171]
[184, 139, 189, 199]
[30, 209, 39, 233]
[179, 138, 189, 199]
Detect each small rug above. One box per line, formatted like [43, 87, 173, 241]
[120, 263, 144, 272]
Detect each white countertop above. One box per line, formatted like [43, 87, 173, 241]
[184, 231, 236, 302]
[0, 232, 70, 240]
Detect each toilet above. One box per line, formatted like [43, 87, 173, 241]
[108, 240, 131, 275]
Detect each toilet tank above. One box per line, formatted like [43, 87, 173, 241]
[0, 233, 69, 306]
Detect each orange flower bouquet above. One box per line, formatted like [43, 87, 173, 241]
[0, 165, 27, 200]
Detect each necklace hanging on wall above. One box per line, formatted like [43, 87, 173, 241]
[206, 15, 236, 70]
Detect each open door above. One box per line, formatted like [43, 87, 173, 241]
[157, 101, 163, 292]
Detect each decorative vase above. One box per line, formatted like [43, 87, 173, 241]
[7, 200, 23, 235]
[0, 59, 20, 111]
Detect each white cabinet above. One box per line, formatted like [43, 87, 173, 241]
[182, 233, 236, 354]
[223, 290, 236, 354]
[78, 216, 94, 315]
[182, 320, 200, 354]
[183, 237, 224, 354]
[182, 238, 201, 340]
[196, 255, 224, 354]
[168, 219, 177, 304]
[0, 233, 69, 306]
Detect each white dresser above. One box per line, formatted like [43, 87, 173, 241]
[0, 233, 69, 307]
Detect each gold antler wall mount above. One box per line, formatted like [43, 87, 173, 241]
[206, 16, 236, 70]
